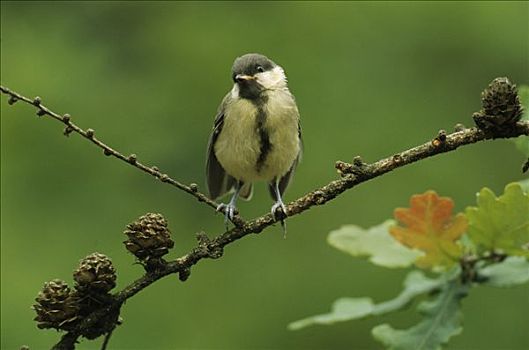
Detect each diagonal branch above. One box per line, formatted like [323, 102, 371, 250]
[115, 121, 529, 304]
[2, 84, 528, 349]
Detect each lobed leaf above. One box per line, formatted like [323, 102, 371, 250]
[390, 191, 467, 269]
[288, 271, 444, 330]
[479, 256, 529, 287]
[327, 220, 422, 268]
[372, 278, 469, 350]
[466, 183, 529, 257]
[288, 298, 374, 330]
[518, 178, 529, 194]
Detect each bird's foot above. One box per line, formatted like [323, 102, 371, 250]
[271, 200, 287, 220]
[271, 200, 288, 238]
[217, 202, 237, 227]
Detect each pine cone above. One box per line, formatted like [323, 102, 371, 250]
[124, 213, 174, 261]
[73, 253, 116, 293]
[33, 279, 81, 330]
[473, 77, 523, 129]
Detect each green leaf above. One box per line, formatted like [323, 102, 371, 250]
[466, 183, 529, 257]
[288, 270, 443, 330]
[288, 298, 374, 330]
[518, 178, 529, 194]
[372, 279, 469, 350]
[327, 220, 422, 268]
[480, 256, 529, 287]
[513, 85, 529, 156]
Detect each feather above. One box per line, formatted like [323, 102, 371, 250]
[206, 94, 236, 199]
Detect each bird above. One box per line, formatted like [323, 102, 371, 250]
[206, 53, 302, 227]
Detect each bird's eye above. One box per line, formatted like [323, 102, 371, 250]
[256, 66, 265, 73]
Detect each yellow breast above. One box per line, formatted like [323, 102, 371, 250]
[214, 98, 261, 182]
[214, 90, 300, 183]
[258, 90, 300, 181]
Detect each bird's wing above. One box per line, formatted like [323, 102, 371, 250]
[206, 94, 236, 199]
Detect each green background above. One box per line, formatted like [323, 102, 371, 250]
[1, 1, 528, 349]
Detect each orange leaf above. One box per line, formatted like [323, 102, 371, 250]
[390, 191, 467, 269]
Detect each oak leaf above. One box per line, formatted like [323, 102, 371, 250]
[390, 191, 467, 269]
[327, 220, 422, 268]
[372, 278, 469, 350]
[466, 183, 529, 257]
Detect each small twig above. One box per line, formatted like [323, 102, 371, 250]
[50, 333, 78, 350]
[459, 250, 508, 284]
[100, 329, 114, 350]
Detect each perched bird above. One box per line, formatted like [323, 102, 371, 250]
[206, 53, 302, 225]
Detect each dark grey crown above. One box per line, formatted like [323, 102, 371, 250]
[232, 53, 276, 80]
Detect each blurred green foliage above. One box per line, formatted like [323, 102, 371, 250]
[1, 1, 528, 349]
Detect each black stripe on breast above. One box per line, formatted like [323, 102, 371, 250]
[253, 97, 271, 173]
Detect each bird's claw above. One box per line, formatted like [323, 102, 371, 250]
[271, 200, 287, 221]
[271, 200, 288, 237]
[217, 203, 237, 225]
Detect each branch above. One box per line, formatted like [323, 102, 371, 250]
[115, 121, 529, 302]
[2, 81, 527, 349]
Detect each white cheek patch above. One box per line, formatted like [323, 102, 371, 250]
[256, 66, 287, 89]
[231, 83, 240, 98]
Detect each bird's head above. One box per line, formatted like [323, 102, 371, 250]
[231, 53, 287, 100]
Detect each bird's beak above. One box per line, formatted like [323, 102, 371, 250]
[235, 74, 255, 83]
